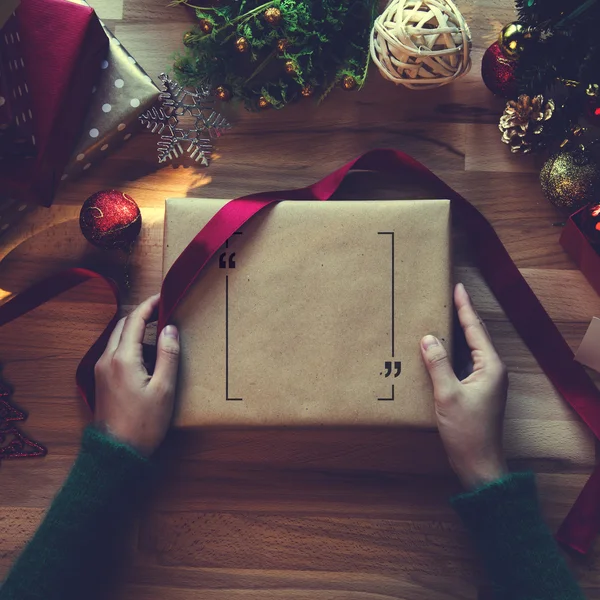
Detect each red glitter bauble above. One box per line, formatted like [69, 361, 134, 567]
[481, 42, 518, 98]
[581, 202, 600, 247]
[79, 190, 141, 250]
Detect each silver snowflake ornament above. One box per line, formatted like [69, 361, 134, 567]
[139, 73, 231, 165]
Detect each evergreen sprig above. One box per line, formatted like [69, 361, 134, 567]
[172, 0, 377, 110]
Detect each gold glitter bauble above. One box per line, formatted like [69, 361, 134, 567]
[183, 31, 195, 47]
[540, 146, 600, 211]
[498, 22, 536, 59]
[264, 7, 282, 25]
[276, 38, 289, 54]
[258, 96, 270, 109]
[215, 86, 231, 101]
[199, 19, 213, 34]
[341, 75, 357, 90]
[300, 84, 314, 98]
[284, 60, 297, 76]
[235, 36, 249, 53]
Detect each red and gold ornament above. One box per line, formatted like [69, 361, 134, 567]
[79, 190, 142, 250]
[481, 41, 518, 98]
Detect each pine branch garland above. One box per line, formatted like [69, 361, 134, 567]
[173, 0, 377, 111]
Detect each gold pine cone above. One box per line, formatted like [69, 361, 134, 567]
[258, 96, 270, 110]
[264, 7, 282, 25]
[499, 94, 555, 154]
[235, 36, 249, 53]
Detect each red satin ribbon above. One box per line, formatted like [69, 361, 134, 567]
[1, 149, 599, 553]
[0, 268, 120, 409]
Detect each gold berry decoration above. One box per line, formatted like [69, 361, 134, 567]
[300, 84, 314, 98]
[341, 75, 357, 90]
[498, 22, 536, 60]
[183, 31, 195, 47]
[276, 38, 289, 54]
[258, 96, 270, 109]
[215, 86, 231, 101]
[264, 7, 282, 26]
[235, 36, 249, 53]
[199, 19, 213, 34]
[284, 60, 297, 76]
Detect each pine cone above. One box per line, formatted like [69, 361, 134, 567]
[499, 94, 555, 154]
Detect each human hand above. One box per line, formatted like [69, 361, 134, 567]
[420, 283, 509, 490]
[94, 294, 180, 457]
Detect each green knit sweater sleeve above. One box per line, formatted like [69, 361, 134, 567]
[452, 472, 585, 600]
[0, 426, 151, 600]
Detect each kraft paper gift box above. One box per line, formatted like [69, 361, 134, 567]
[163, 199, 452, 427]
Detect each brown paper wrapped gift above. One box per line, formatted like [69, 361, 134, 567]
[163, 199, 452, 427]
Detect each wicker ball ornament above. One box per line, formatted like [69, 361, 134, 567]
[370, 0, 471, 89]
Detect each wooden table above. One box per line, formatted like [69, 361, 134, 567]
[2, 0, 600, 597]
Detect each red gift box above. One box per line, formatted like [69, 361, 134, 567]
[0, 0, 107, 207]
[560, 206, 600, 296]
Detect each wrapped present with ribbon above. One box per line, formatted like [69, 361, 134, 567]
[163, 198, 453, 427]
[0, 0, 107, 237]
[3, 149, 600, 552]
[62, 16, 160, 180]
[0, 0, 36, 160]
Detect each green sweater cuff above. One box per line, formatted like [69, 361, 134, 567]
[0, 426, 151, 600]
[452, 472, 584, 600]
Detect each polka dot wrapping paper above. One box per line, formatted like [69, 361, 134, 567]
[0, 0, 107, 238]
[62, 15, 159, 180]
[0, 3, 36, 160]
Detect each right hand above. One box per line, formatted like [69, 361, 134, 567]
[93, 294, 181, 457]
[420, 283, 509, 490]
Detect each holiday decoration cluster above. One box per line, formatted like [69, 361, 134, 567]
[172, 0, 472, 111]
[482, 0, 600, 214]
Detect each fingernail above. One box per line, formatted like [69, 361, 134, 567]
[163, 325, 179, 340]
[421, 335, 439, 350]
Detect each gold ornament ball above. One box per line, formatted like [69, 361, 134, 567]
[258, 96, 270, 110]
[540, 146, 600, 211]
[235, 36, 249, 53]
[264, 7, 282, 26]
[276, 38, 289, 54]
[498, 22, 535, 59]
[215, 86, 231, 101]
[300, 84, 314, 98]
[341, 75, 357, 91]
[199, 19, 213, 34]
[284, 60, 297, 76]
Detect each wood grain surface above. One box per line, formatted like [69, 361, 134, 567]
[2, 0, 600, 598]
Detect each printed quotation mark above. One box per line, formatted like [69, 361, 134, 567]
[219, 252, 236, 269]
[381, 361, 401, 378]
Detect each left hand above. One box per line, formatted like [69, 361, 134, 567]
[93, 294, 180, 457]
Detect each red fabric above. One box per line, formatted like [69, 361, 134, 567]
[1, 148, 599, 553]
[0, 0, 107, 206]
